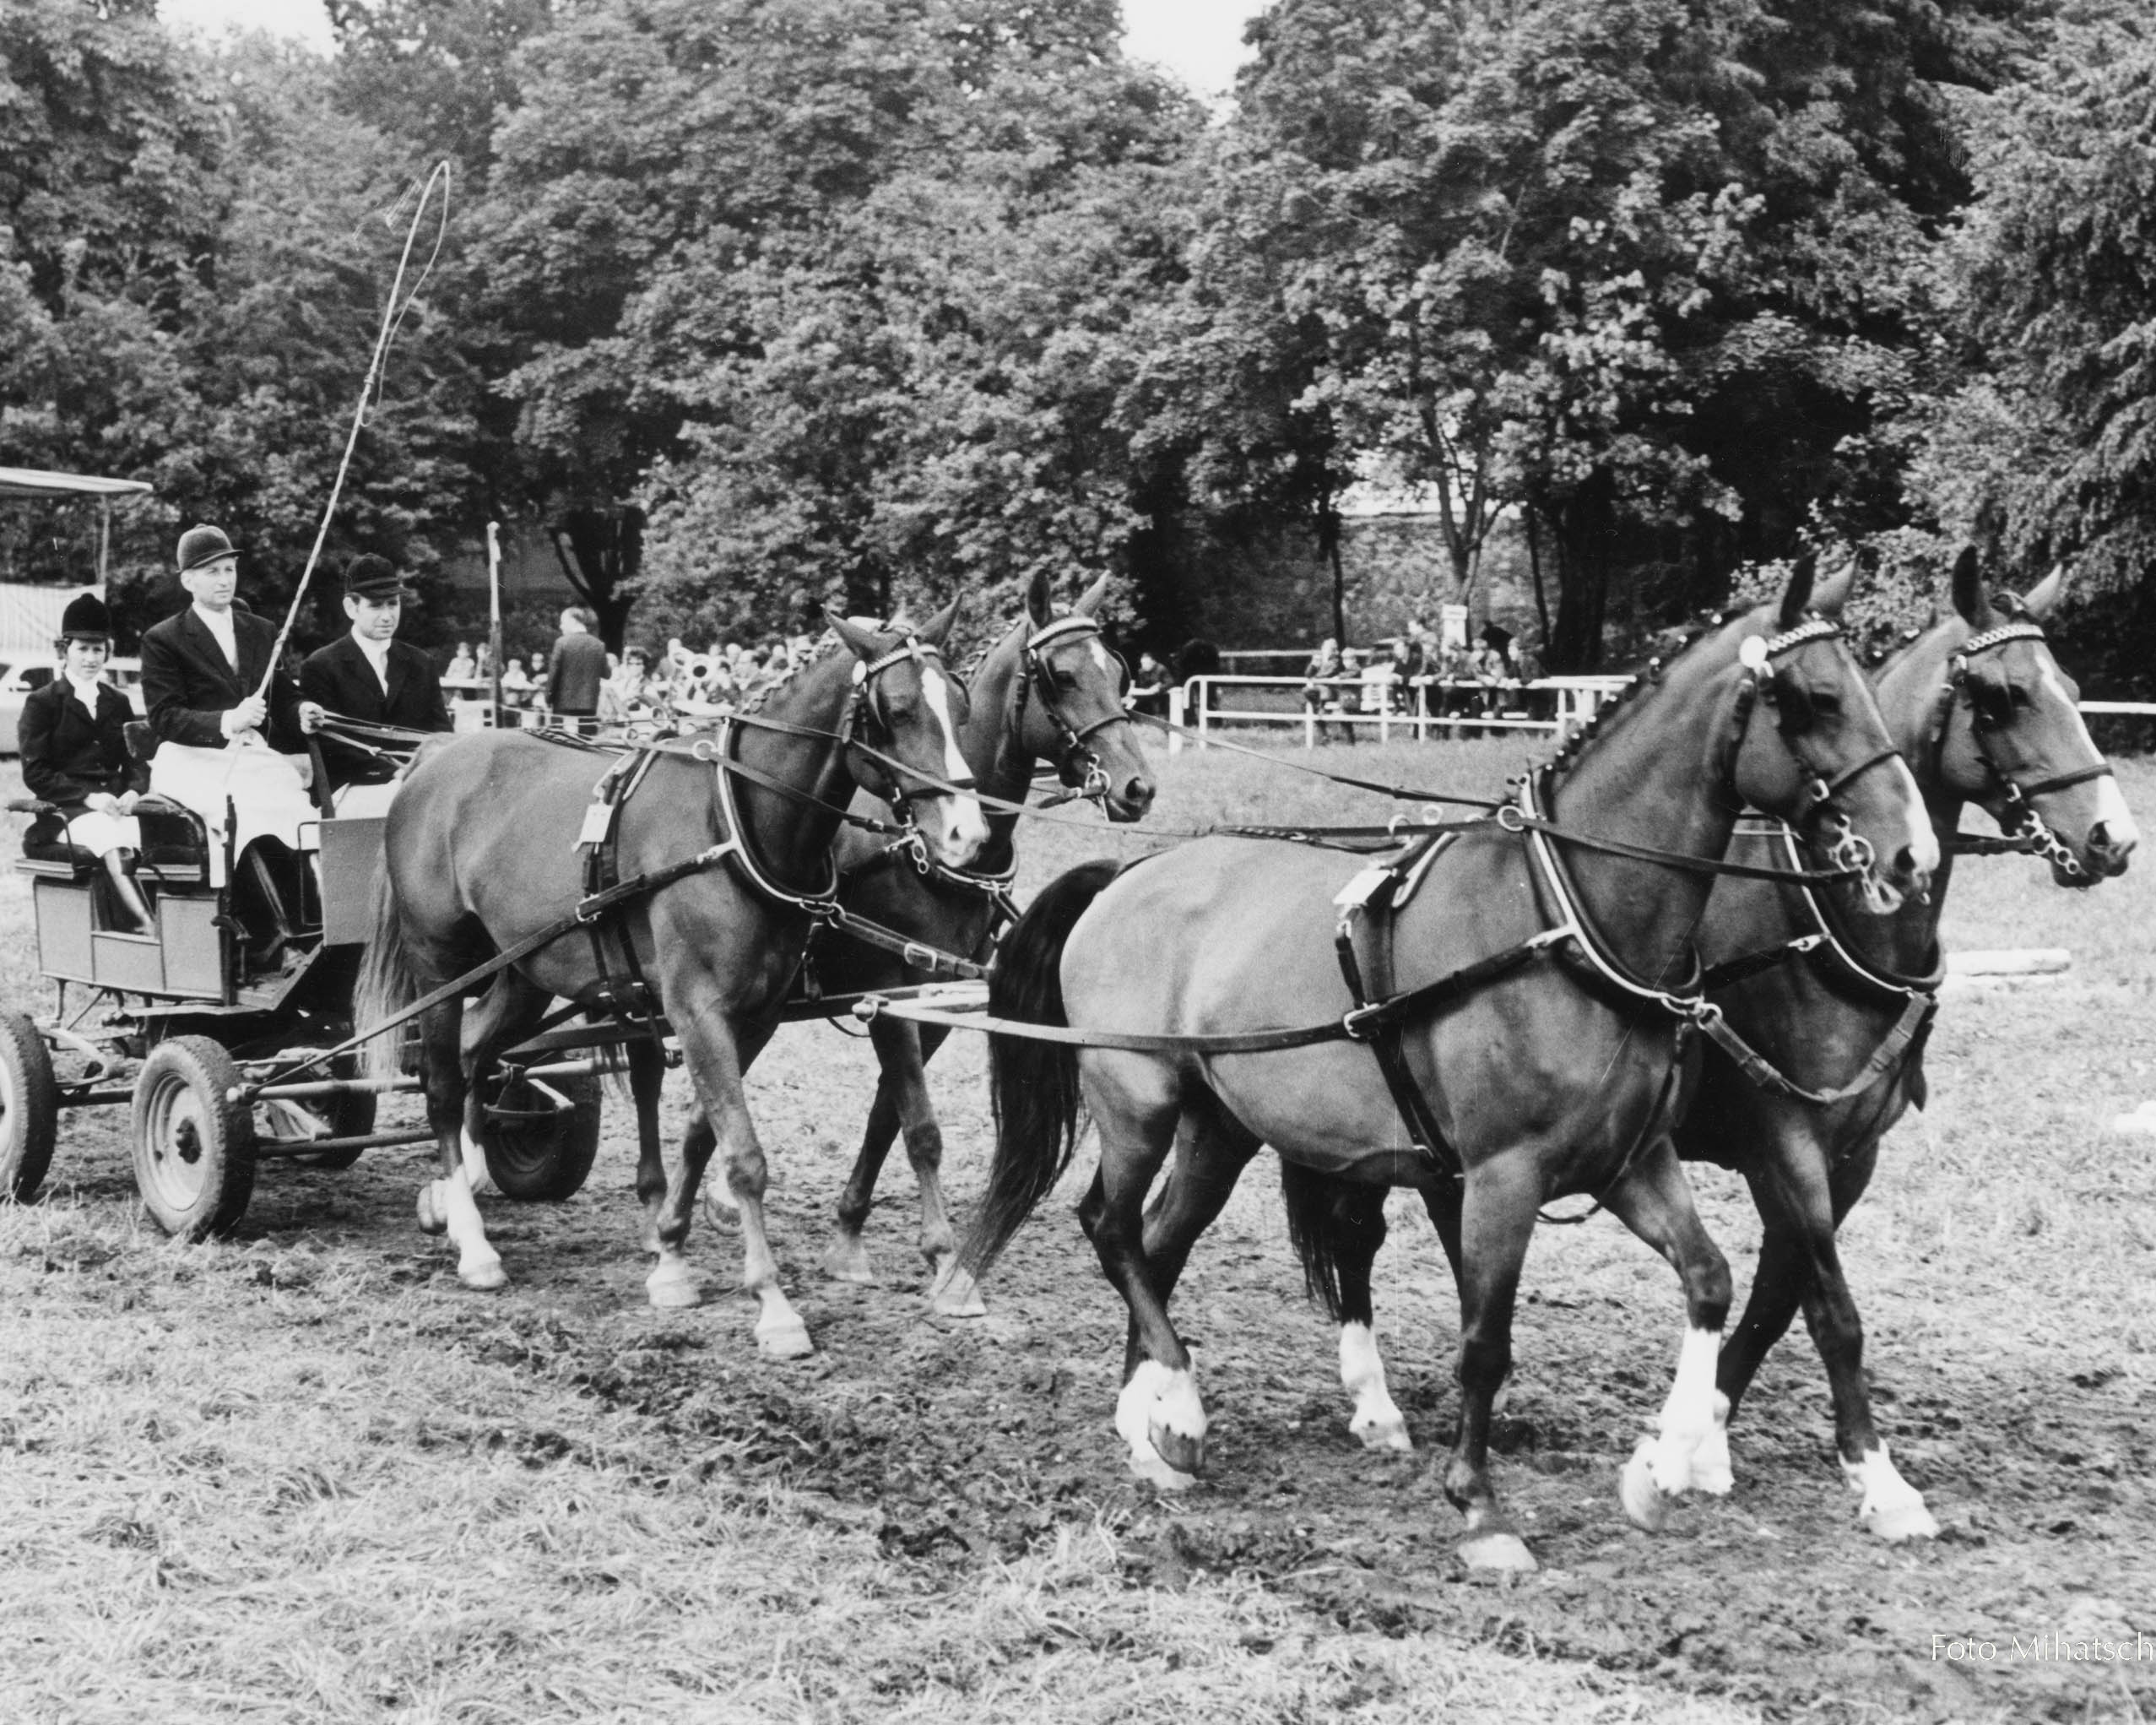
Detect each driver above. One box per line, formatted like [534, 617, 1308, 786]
[300, 553, 452, 816]
[139, 523, 326, 970]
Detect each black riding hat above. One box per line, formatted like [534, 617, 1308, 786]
[176, 524, 238, 574]
[344, 553, 414, 603]
[58, 592, 112, 642]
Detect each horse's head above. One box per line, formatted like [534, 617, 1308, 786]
[829, 601, 990, 868]
[1911, 549, 2135, 885]
[1721, 553, 1937, 912]
[1005, 570, 1155, 822]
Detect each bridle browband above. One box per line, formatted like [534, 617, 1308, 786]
[1926, 614, 2114, 877]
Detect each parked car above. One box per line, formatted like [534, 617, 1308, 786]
[0, 654, 145, 757]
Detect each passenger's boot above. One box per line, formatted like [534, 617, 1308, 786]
[104, 849, 154, 934]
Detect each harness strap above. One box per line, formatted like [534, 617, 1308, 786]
[1693, 991, 1936, 1107]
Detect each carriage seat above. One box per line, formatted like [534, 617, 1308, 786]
[9, 795, 213, 887]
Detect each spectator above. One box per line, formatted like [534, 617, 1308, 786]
[546, 606, 609, 732]
[1127, 651, 1169, 719]
[1359, 648, 1399, 720]
[1387, 638, 1418, 712]
[1303, 637, 1345, 743]
[473, 642, 493, 680]
[445, 641, 476, 683]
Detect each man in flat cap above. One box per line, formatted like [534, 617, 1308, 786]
[139, 524, 326, 970]
[301, 554, 452, 814]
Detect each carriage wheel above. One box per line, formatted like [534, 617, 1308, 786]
[258, 1088, 376, 1170]
[481, 1071, 602, 1202]
[133, 1037, 257, 1240]
[0, 1012, 60, 1203]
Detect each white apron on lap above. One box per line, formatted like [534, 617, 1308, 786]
[149, 740, 320, 887]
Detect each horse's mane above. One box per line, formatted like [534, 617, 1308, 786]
[1545, 605, 1766, 785]
[734, 613, 919, 715]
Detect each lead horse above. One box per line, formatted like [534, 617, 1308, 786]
[355, 606, 987, 1356]
[962, 561, 1938, 1571]
[1281, 549, 2136, 1541]
[810, 570, 1156, 1314]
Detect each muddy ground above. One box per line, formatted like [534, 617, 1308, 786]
[7, 742, 2153, 1722]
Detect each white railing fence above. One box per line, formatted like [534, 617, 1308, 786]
[1163, 676, 2156, 755]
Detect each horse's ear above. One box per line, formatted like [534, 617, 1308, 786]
[1023, 569, 1054, 632]
[1778, 552, 1817, 631]
[827, 612, 885, 661]
[918, 592, 963, 649]
[2021, 561, 2068, 621]
[1949, 546, 1985, 626]
[1810, 551, 1856, 618]
[1071, 573, 1113, 618]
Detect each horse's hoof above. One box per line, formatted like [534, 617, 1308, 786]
[415, 1183, 447, 1236]
[647, 1268, 703, 1310]
[1148, 1419, 1205, 1479]
[1126, 1445, 1198, 1491]
[821, 1237, 876, 1285]
[1620, 1438, 1671, 1532]
[458, 1253, 507, 1293]
[929, 1262, 987, 1318]
[1351, 1413, 1413, 1454]
[1861, 1496, 1939, 1543]
[756, 1318, 813, 1360]
[1459, 1530, 1537, 1573]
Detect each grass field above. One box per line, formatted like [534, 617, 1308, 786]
[0, 736, 2151, 1723]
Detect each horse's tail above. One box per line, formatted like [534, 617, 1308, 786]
[1279, 1158, 1351, 1322]
[962, 858, 1124, 1276]
[353, 858, 418, 1081]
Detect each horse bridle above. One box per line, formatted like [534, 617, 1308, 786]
[1012, 614, 1128, 802]
[1924, 612, 2115, 880]
[1732, 615, 1907, 881]
[840, 636, 981, 850]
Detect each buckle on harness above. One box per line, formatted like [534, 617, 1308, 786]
[1341, 1001, 1384, 1042]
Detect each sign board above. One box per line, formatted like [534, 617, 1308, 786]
[1439, 604, 1469, 648]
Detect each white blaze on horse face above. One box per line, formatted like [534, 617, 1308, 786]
[2039, 661, 2140, 852]
[1339, 1321, 1411, 1452]
[1888, 755, 1939, 879]
[918, 663, 988, 862]
[1090, 638, 1113, 675]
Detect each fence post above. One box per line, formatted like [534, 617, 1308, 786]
[1168, 683, 1185, 757]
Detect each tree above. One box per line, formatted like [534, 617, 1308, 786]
[474, 0, 1197, 645]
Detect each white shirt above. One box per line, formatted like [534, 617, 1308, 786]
[192, 602, 239, 672]
[352, 629, 392, 693]
[64, 668, 104, 718]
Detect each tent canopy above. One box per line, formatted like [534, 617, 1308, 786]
[0, 467, 153, 502]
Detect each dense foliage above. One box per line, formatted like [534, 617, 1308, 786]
[5, 0, 2153, 676]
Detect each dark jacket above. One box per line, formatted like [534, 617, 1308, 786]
[300, 634, 453, 789]
[19, 679, 150, 814]
[546, 631, 609, 715]
[141, 605, 306, 753]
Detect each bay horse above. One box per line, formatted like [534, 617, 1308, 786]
[810, 569, 1156, 1315]
[962, 560, 1938, 1571]
[1278, 549, 2136, 1542]
[355, 605, 987, 1357]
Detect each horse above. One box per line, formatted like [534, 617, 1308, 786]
[809, 569, 1156, 1315]
[354, 605, 989, 1358]
[960, 557, 1939, 1572]
[1276, 548, 2137, 1543]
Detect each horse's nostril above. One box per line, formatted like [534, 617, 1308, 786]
[1127, 777, 1155, 808]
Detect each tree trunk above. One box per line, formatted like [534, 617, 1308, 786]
[551, 505, 644, 654]
[1317, 501, 1346, 644]
[1545, 480, 1616, 673]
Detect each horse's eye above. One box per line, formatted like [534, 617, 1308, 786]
[2008, 685, 2033, 711]
[1811, 692, 1841, 719]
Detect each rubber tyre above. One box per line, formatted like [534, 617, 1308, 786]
[0, 1012, 60, 1203]
[133, 1036, 257, 1240]
[482, 1071, 602, 1202]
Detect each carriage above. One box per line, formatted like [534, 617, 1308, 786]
[0, 785, 604, 1240]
